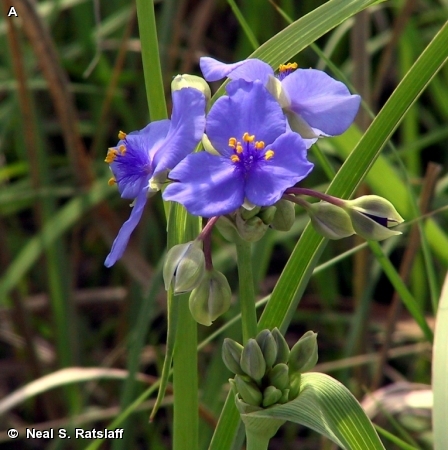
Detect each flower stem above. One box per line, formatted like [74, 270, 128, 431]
[235, 239, 257, 343]
[285, 187, 346, 206]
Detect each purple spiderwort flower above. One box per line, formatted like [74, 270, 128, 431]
[163, 80, 313, 217]
[200, 56, 361, 139]
[104, 87, 206, 267]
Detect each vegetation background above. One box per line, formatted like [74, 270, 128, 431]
[0, 0, 447, 449]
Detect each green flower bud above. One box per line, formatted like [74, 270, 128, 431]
[288, 331, 318, 374]
[240, 338, 266, 382]
[189, 269, 231, 326]
[215, 215, 240, 242]
[279, 388, 290, 404]
[308, 202, 355, 240]
[270, 200, 296, 231]
[222, 338, 245, 375]
[235, 213, 268, 242]
[234, 374, 263, 406]
[267, 363, 290, 390]
[288, 372, 301, 400]
[342, 195, 404, 241]
[258, 206, 277, 225]
[234, 394, 263, 415]
[240, 205, 261, 220]
[271, 328, 290, 365]
[163, 241, 205, 295]
[262, 386, 283, 407]
[256, 329, 278, 369]
[171, 74, 211, 101]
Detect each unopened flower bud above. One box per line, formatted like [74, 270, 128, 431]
[288, 331, 318, 374]
[342, 195, 404, 241]
[308, 202, 355, 239]
[189, 269, 231, 326]
[163, 241, 205, 294]
[271, 328, 290, 365]
[240, 339, 266, 382]
[235, 214, 268, 242]
[240, 206, 261, 220]
[270, 200, 296, 231]
[222, 338, 245, 375]
[267, 363, 290, 390]
[279, 388, 290, 404]
[234, 374, 263, 406]
[262, 386, 283, 407]
[256, 329, 278, 369]
[171, 74, 211, 100]
[258, 206, 277, 225]
[215, 215, 239, 242]
[288, 372, 301, 400]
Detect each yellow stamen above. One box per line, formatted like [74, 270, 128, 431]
[255, 141, 265, 150]
[228, 137, 237, 148]
[243, 132, 255, 142]
[105, 148, 118, 163]
[236, 143, 243, 154]
[264, 150, 275, 160]
[119, 144, 126, 155]
[108, 177, 116, 186]
[118, 130, 127, 140]
[279, 62, 298, 72]
[230, 155, 240, 163]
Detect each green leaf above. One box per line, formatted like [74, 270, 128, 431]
[433, 271, 448, 450]
[246, 372, 385, 450]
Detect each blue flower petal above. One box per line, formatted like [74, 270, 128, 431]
[110, 121, 170, 199]
[152, 88, 206, 176]
[104, 191, 148, 267]
[163, 152, 244, 217]
[245, 132, 313, 205]
[281, 69, 361, 136]
[200, 57, 273, 83]
[207, 80, 285, 157]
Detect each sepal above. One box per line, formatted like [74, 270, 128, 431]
[163, 241, 205, 294]
[308, 202, 355, 239]
[188, 269, 231, 326]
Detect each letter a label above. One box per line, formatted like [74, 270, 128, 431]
[8, 7, 18, 17]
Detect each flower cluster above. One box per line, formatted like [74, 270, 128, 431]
[222, 328, 318, 412]
[104, 55, 403, 323]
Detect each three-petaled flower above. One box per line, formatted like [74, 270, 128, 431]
[200, 56, 361, 139]
[163, 80, 313, 217]
[104, 87, 206, 267]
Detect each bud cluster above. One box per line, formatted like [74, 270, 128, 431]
[222, 329, 318, 411]
[216, 199, 296, 243]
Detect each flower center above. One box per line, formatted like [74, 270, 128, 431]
[277, 62, 298, 81]
[105, 130, 152, 188]
[228, 132, 274, 177]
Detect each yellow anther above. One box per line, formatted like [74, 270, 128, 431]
[230, 155, 240, 163]
[105, 148, 118, 163]
[255, 141, 265, 150]
[279, 62, 298, 72]
[228, 137, 237, 148]
[119, 144, 126, 155]
[243, 132, 255, 142]
[108, 177, 116, 186]
[118, 130, 127, 140]
[264, 150, 275, 160]
[236, 143, 243, 154]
